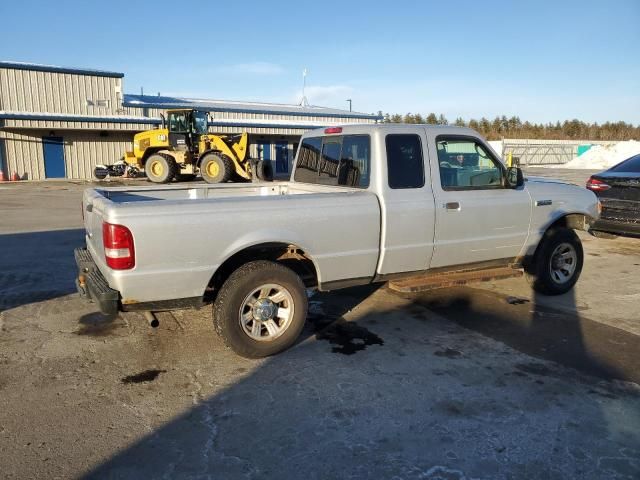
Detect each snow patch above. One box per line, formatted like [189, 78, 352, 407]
[560, 140, 640, 170]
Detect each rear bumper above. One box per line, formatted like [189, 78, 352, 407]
[591, 219, 640, 237]
[75, 247, 120, 315]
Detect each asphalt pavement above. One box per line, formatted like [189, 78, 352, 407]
[0, 176, 638, 479]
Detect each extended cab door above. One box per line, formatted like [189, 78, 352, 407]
[376, 130, 436, 275]
[427, 134, 531, 269]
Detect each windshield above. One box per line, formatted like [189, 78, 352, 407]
[192, 111, 209, 134]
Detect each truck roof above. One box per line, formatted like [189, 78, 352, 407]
[303, 123, 480, 137]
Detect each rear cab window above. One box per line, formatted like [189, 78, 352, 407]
[293, 134, 370, 188]
[385, 134, 425, 189]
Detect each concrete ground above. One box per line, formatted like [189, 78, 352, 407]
[0, 172, 639, 479]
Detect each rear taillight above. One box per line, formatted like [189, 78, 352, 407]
[102, 222, 135, 270]
[586, 177, 610, 192]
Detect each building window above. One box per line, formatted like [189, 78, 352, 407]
[86, 99, 109, 108]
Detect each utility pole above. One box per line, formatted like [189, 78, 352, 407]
[346, 99, 352, 112]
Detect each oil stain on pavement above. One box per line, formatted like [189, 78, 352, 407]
[121, 369, 166, 384]
[315, 317, 384, 355]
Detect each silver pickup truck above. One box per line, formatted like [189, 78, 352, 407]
[76, 124, 600, 357]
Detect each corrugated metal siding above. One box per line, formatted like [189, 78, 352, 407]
[0, 68, 122, 115]
[0, 129, 133, 180]
[123, 106, 375, 135]
[62, 132, 133, 179]
[0, 129, 305, 180]
[3, 118, 152, 131]
[0, 130, 46, 180]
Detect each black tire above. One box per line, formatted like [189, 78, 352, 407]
[200, 153, 233, 183]
[525, 228, 584, 295]
[145, 153, 177, 183]
[255, 159, 274, 181]
[213, 260, 307, 358]
[590, 230, 618, 240]
[94, 167, 108, 180]
[175, 173, 196, 182]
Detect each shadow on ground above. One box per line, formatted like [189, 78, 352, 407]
[0, 228, 84, 311]
[84, 284, 640, 479]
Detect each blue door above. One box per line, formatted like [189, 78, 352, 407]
[259, 142, 272, 170]
[43, 137, 65, 178]
[275, 141, 289, 174]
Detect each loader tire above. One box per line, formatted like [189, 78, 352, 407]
[213, 260, 307, 358]
[200, 153, 233, 183]
[145, 153, 177, 183]
[256, 159, 274, 181]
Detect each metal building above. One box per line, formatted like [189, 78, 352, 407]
[0, 61, 380, 180]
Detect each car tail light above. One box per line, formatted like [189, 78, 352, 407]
[324, 127, 342, 134]
[586, 177, 610, 192]
[102, 222, 135, 270]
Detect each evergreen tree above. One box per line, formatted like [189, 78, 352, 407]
[379, 112, 640, 140]
[426, 113, 438, 124]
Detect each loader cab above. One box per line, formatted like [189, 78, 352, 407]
[167, 109, 209, 151]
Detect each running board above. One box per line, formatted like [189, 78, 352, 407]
[387, 267, 523, 293]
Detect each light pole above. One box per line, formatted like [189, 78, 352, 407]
[346, 99, 352, 112]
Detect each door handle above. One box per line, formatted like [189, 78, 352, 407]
[444, 202, 460, 210]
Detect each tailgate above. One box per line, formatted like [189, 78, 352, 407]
[82, 189, 107, 262]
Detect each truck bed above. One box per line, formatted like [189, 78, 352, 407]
[98, 181, 343, 204]
[82, 181, 382, 304]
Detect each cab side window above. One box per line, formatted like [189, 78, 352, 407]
[386, 134, 424, 189]
[437, 137, 504, 190]
[293, 135, 370, 188]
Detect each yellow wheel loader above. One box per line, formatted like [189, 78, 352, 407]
[98, 109, 272, 183]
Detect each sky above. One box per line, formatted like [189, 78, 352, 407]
[1, 0, 639, 124]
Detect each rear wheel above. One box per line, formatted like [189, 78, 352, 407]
[213, 260, 307, 358]
[526, 228, 583, 295]
[255, 159, 274, 181]
[145, 153, 177, 183]
[200, 153, 233, 183]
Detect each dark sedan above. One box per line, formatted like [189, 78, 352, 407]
[587, 153, 640, 238]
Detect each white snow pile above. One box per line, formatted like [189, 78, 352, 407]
[561, 140, 640, 169]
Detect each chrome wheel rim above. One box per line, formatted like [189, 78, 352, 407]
[549, 242, 577, 284]
[239, 283, 294, 342]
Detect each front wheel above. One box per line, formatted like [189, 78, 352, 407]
[145, 154, 177, 183]
[213, 260, 307, 358]
[200, 153, 233, 183]
[526, 228, 583, 295]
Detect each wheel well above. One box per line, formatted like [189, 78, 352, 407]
[205, 243, 318, 302]
[547, 213, 593, 232]
[141, 148, 165, 165]
[524, 213, 591, 271]
[520, 213, 593, 270]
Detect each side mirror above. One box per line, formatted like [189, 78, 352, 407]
[506, 166, 524, 188]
